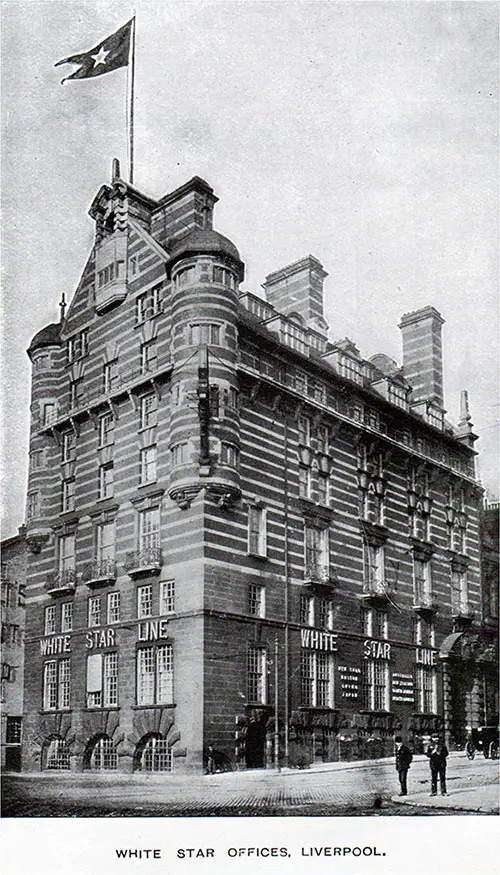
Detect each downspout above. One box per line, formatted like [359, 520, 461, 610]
[283, 416, 290, 766]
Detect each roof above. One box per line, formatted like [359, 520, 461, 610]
[167, 229, 244, 280]
[27, 323, 61, 358]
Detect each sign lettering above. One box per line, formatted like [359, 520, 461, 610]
[415, 647, 437, 666]
[138, 620, 169, 642]
[40, 635, 71, 656]
[86, 628, 116, 649]
[363, 639, 391, 660]
[301, 628, 337, 651]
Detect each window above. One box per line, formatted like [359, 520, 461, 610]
[103, 360, 119, 394]
[43, 658, 70, 710]
[248, 505, 266, 556]
[316, 425, 329, 454]
[135, 292, 149, 324]
[140, 445, 157, 484]
[160, 580, 175, 615]
[140, 736, 173, 772]
[298, 416, 311, 446]
[305, 525, 329, 581]
[227, 386, 239, 409]
[317, 474, 329, 506]
[141, 340, 158, 373]
[300, 652, 333, 707]
[96, 521, 115, 562]
[33, 353, 51, 372]
[136, 644, 174, 705]
[99, 463, 114, 499]
[171, 442, 188, 466]
[220, 443, 239, 467]
[413, 616, 435, 647]
[339, 355, 363, 385]
[247, 646, 266, 703]
[90, 737, 117, 770]
[70, 378, 84, 408]
[129, 255, 138, 277]
[362, 659, 389, 711]
[86, 652, 118, 708]
[43, 402, 56, 425]
[62, 478, 75, 512]
[451, 569, 469, 615]
[388, 383, 407, 409]
[316, 598, 333, 630]
[414, 559, 432, 605]
[188, 323, 221, 346]
[67, 330, 88, 363]
[59, 533, 75, 575]
[61, 602, 73, 633]
[88, 596, 102, 628]
[139, 507, 160, 553]
[213, 266, 235, 288]
[300, 593, 314, 626]
[27, 492, 40, 520]
[141, 393, 158, 428]
[5, 717, 22, 745]
[415, 665, 437, 713]
[62, 431, 76, 462]
[107, 592, 121, 624]
[361, 607, 387, 639]
[299, 465, 311, 499]
[45, 738, 70, 770]
[363, 543, 385, 594]
[177, 265, 196, 286]
[137, 584, 153, 619]
[44, 605, 57, 636]
[248, 583, 265, 618]
[30, 449, 44, 470]
[98, 413, 114, 448]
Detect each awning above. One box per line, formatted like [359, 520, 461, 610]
[439, 631, 465, 658]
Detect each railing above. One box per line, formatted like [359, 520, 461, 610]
[413, 587, 435, 610]
[304, 563, 331, 584]
[45, 568, 77, 594]
[123, 547, 162, 574]
[362, 576, 390, 598]
[82, 558, 116, 584]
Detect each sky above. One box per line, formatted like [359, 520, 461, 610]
[1, 0, 498, 539]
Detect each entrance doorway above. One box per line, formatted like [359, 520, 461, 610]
[245, 713, 269, 768]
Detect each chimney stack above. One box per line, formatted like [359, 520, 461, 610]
[263, 255, 329, 336]
[399, 306, 445, 408]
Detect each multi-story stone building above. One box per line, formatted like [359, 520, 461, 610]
[1, 528, 27, 771]
[22, 162, 487, 774]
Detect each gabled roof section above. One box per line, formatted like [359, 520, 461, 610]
[129, 218, 170, 262]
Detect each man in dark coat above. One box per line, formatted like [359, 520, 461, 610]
[394, 735, 413, 796]
[426, 734, 448, 795]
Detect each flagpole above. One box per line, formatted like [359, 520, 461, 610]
[129, 15, 136, 184]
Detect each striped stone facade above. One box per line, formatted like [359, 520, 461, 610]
[22, 169, 489, 774]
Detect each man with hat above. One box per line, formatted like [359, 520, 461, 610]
[394, 735, 413, 796]
[426, 734, 449, 796]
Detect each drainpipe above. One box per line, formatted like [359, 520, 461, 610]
[283, 417, 290, 766]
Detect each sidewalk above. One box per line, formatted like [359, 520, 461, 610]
[391, 783, 499, 814]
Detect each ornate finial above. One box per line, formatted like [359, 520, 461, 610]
[112, 158, 121, 181]
[59, 292, 66, 323]
[459, 389, 471, 423]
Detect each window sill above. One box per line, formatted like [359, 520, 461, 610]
[247, 551, 268, 560]
[83, 706, 121, 712]
[131, 703, 175, 710]
[40, 709, 72, 715]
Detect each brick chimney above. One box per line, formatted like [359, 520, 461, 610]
[262, 255, 329, 336]
[399, 306, 445, 407]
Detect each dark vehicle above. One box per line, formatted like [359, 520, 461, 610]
[465, 726, 499, 760]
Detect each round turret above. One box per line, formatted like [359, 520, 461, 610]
[27, 323, 61, 360]
[167, 229, 244, 282]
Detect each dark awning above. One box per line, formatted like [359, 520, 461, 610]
[439, 631, 465, 658]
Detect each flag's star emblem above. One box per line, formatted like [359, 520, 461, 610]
[91, 46, 110, 68]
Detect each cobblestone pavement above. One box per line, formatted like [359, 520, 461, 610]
[2, 752, 498, 817]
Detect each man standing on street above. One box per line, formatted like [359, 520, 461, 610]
[394, 735, 413, 796]
[426, 734, 449, 796]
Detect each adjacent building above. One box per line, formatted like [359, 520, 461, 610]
[1, 529, 27, 771]
[22, 163, 489, 774]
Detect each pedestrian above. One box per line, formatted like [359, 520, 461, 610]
[426, 734, 448, 796]
[394, 735, 413, 796]
[206, 745, 216, 775]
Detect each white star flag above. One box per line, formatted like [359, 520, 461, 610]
[55, 19, 133, 84]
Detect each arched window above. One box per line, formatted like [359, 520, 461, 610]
[44, 737, 70, 770]
[135, 733, 173, 773]
[86, 735, 117, 771]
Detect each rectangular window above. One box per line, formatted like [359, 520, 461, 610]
[99, 463, 114, 499]
[316, 425, 329, 454]
[70, 378, 84, 408]
[86, 652, 119, 708]
[135, 292, 149, 324]
[5, 716, 22, 745]
[88, 596, 101, 628]
[67, 330, 88, 362]
[103, 652, 118, 707]
[172, 442, 188, 466]
[140, 445, 157, 484]
[300, 593, 314, 626]
[44, 605, 57, 636]
[299, 465, 311, 499]
[98, 413, 114, 448]
[248, 583, 265, 618]
[103, 360, 119, 394]
[363, 543, 385, 594]
[151, 284, 163, 315]
[177, 265, 196, 286]
[317, 473, 329, 506]
[220, 443, 239, 467]
[141, 340, 158, 373]
[107, 591, 121, 625]
[160, 580, 175, 615]
[414, 559, 432, 605]
[213, 266, 235, 288]
[300, 652, 333, 707]
[141, 393, 158, 428]
[62, 478, 75, 512]
[362, 659, 389, 711]
[43, 659, 70, 710]
[415, 666, 437, 714]
[373, 609, 388, 640]
[62, 431, 76, 462]
[43, 402, 56, 425]
[136, 644, 174, 706]
[298, 416, 311, 446]
[59, 533, 75, 575]
[27, 491, 40, 520]
[139, 507, 160, 553]
[316, 598, 333, 630]
[305, 525, 329, 581]
[61, 602, 73, 633]
[247, 646, 266, 703]
[248, 505, 266, 556]
[413, 616, 435, 647]
[97, 521, 115, 562]
[451, 570, 469, 615]
[188, 323, 221, 346]
[30, 449, 44, 470]
[137, 584, 153, 619]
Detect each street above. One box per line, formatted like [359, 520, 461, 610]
[2, 752, 498, 817]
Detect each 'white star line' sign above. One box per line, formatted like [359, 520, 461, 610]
[91, 47, 110, 68]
